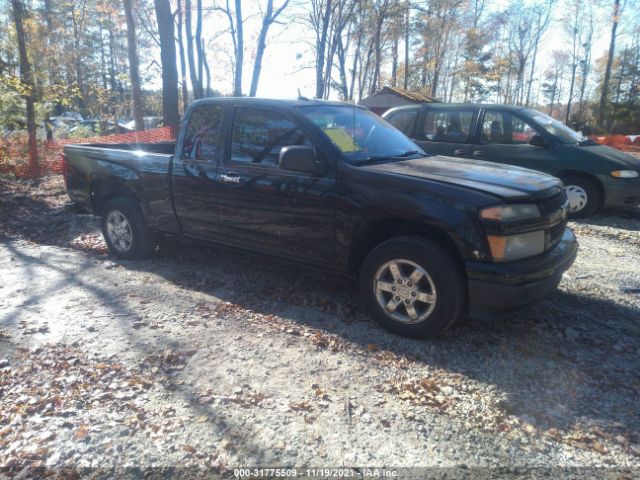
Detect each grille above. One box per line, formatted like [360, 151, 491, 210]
[546, 220, 567, 250]
[539, 192, 567, 216]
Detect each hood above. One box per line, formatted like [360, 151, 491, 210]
[365, 156, 564, 201]
[578, 144, 640, 170]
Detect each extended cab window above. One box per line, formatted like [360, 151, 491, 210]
[385, 110, 418, 135]
[182, 104, 223, 161]
[420, 110, 474, 143]
[481, 111, 538, 145]
[230, 108, 310, 165]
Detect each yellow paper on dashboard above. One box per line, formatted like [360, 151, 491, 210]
[323, 128, 360, 153]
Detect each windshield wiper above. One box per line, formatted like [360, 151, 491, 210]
[578, 139, 598, 146]
[355, 150, 424, 165]
[398, 150, 422, 157]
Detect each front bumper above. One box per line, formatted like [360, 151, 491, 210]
[603, 177, 640, 208]
[466, 228, 578, 313]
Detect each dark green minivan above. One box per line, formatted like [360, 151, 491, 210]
[383, 103, 640, 217]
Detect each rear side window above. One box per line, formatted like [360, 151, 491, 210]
[230, 107, 311, 165]
[420, 110, 474, 143]
[481, 110, 538, 145]
[182, 104, 223, 161]
[385, 110, 418, 135]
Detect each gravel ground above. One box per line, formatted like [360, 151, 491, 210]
[0, 176, 639, 478]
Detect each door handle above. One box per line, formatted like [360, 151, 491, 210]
[220, 173, 242, 184]
[453, 149, 468, 156]
[473, 150, 485, 158]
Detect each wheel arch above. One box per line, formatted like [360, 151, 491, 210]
[556, 170, 605, 204]
[91, 177, 140, 215]
[348, 218, 465, 275]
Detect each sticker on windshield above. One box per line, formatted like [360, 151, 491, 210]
[322, 127, 360, 153]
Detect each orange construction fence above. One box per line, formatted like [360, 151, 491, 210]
[1, 128, 638, 180]
[592, 135, 640, 153]
[0, 127, 176, 179]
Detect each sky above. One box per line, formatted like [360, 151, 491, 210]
[182, 0, 632, 102]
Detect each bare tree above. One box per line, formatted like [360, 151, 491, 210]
[524, 0, 554, 107]
[233, 0, 243, 96]
[310, 0, 335, 99]
[123, 0, 144, 131]
[154, 0, 179, 130]
[249, 0, 291, 97]
[577, 6, 594, 115]
[185, 0, 202, 99]
[216, 0, 244, 96]
[11, 0, 39, 175]
[196, 0, 204, 96]
[403, 2, 410, 90]
[176, 0, 189, 110]
[598, 0, 622, 129]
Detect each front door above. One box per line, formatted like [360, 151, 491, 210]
[472, 109, 555, 173]
[214, 105, 337, 265]
[414, 108, 477, 159]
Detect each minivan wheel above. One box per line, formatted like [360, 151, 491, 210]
[101, 197, 156, 260]
[359, 236, 466, 338]
[562, 176, 601, 218]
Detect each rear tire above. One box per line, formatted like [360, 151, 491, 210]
[101, 197, 156, 260]
[359, 236, 466, 338]
[562, 175, 601, 218]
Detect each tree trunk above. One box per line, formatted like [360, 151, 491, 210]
[202, 38, 211, 97]
[349, 33, 361, 101]
[391, 36, 398, 88]
[71, 10, 85, 109]
[185, 0, 200, 99]
[525, 29, 541, 107]
[11, 0, 39, 176]
[195, 0, 204, 98]
[250, 0, 274, 97]
[154, 0, 179, 131]
[598, 0, 620, 130]
[565, 63, 578, 124]
[370, 21, 382, 94]
[565, 11, 580, 123]
[404, 3, 410, 90]
[123, 0, 144, 131]
[315, 0, 332, 99]
[176, 0, 189, 111]
[232, 0, 243, 96]
[336, 36, 349, 100]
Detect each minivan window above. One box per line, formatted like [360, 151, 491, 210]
[526, 109, 584, 144]
[481, 111, 538, 145]
[230, 108, 311, 165]
[385, 109, 418, 135]
[182, 104, 223, 161]
[421, 110, 474, 143]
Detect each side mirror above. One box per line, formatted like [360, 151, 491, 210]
[279, 146, 326, 176]
[529, 134, 547, 148]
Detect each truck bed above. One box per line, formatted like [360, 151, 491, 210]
[63, 142, 179, 232]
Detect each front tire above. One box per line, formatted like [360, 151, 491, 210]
[101, 197, 156, 260]
[562, 175, 601, 218]
[359, 236, 466, 338]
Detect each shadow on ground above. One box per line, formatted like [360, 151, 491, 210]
[119, 239, 640, 445]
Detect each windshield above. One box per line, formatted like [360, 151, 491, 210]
[526, 109, 585, 144]
[298, 105, 425, 163]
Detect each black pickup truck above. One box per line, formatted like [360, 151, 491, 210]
[63, 98, 577, 338]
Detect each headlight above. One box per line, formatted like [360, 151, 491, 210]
[480, 204, 540, 222]
[611, 170, 639, 178]
[487, 230, 545, 262]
